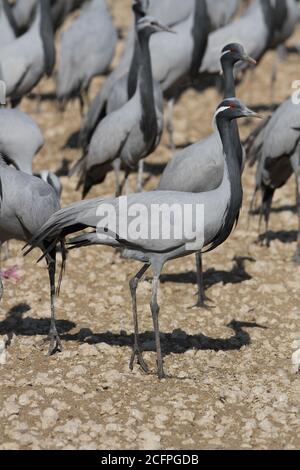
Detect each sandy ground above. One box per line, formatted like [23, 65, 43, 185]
[0, 0, 300, 450]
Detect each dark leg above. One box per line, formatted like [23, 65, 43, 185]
[150, 274, 165, 379]
[136, 160, 144, 193]
[293, 168, 300, 264]
[129, 264, 150, 373]
[166, 98, 175, 152]
[45, 247, 62, 355]
[113, 159, 122, 197]
[260, 186, 275, 247]
[193, 251, 212, 309]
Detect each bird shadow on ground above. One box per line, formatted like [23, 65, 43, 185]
[62, 320, 267, 356]
[258, 230, 297, 245]
[159, 256, 254, 289]
[0, 303, 75, 337]
[0, 305, 267, 356]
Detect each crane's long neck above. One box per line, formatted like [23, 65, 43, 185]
[221, 60, 244, 169]
[137, 30, 157, 151]
[190, 0, 210, 79]
[127, 14, 142, 99]
[38, 0, 56, 77]
[209, 117, 243, 251]
[222, 60, 236, 99]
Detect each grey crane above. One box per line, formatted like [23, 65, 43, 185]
[0, 108, 62, 197]
[0, 0, 16, 46]
[79, 0, 239, 151]
[11, 0, 86, 34]
[27, 98, 259, 378]
[74, 16, 170, 198]
[158, 43, 256, 307]
[200, 0, 299, 80]
[0, 0, 55, 107]
[0, 153, 64, 355]
[79, 0, 195, 151]
[57, 0, 117, 112]
[246, 96, 300, 263]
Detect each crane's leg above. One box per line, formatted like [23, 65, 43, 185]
[45, 246, 62, 355]
[113, 159, 122, 197]
[260, 186, 275, 247]
[129, 263, 150, 373]
[193, 251, 212, 309]
[124, 171, 130, 196]
[166, 98, 176, 152]
[270, 45, 287, 106]
[150, 271, 165, 379]
[136, 160, 144, 193]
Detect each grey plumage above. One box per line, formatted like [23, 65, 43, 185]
[57, 0, 117, 106]
[200, 0, 299, 75]
[80, 0, 239, 151]
[79, 0, 196, 150]
[0, 109, 44, 174]
[0, 0, 55, 107]
[27, 98, 258, 378]
[75, 16, 168, 198]
[0, 155, 63, 354]
[0, 108, 61, 197]
[0, 0, 16, 45]
[246, 97, 300, 261]
[11, 0, 86, 33]
[158, 43, 255, 306]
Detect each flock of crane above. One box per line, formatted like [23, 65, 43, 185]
[0, 0, 300, 379]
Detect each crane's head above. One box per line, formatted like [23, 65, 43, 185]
[137, 16, 176, 36]
[214, 98, 261, 122]
[221, 43, 257, 67]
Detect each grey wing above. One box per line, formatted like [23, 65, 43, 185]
[158, 133, 224, 193]
[0, 109, 44, 174]
[200, 1, 268, 74]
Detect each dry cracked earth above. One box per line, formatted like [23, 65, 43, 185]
[0, 0, 299, 450]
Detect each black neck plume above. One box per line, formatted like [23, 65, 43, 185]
[190, 0, 210, 79]
[137, 29, 158, 153]
[39, 0, 56, 77]
[206, 117, 243, 252]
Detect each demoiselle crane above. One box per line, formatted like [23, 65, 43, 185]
[27, 98, 260, 378]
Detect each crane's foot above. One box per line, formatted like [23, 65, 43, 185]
[189, 293, 214, 310]
[129, 347, 149, 374]
[47, 328, 63, 356]
[156, 360, 166, 380]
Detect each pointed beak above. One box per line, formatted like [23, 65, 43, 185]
[244, 107, 262, 119]
[242, 54, 257, 66]
[157, 23, 176, 34]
